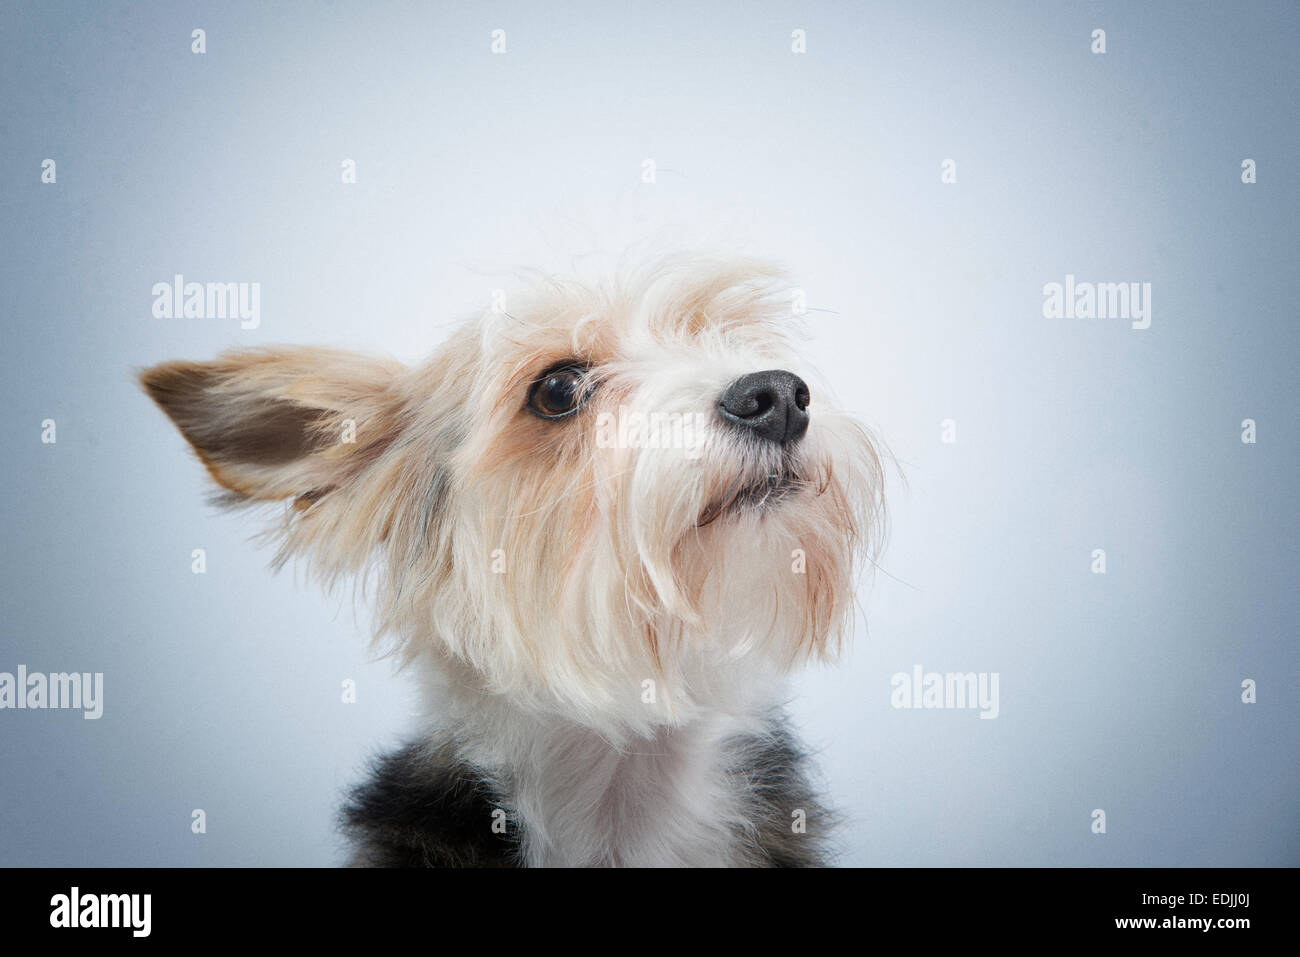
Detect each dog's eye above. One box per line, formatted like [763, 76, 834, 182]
[527, 364, 591, 419]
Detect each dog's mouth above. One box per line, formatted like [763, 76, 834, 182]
[697, 467, 806, 527]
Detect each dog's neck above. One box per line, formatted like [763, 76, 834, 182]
[428, 668, 772, 866]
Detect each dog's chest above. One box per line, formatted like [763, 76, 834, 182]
[344, 710, 828, 867]
[503, 722, 746, 867]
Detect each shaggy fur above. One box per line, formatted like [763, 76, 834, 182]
[140, 254, 885, 867]
[345, 711, 830, 867]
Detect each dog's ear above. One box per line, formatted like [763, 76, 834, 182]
[139, 347, 406, 504]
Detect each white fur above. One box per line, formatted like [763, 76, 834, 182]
[421, 656, 780, 866]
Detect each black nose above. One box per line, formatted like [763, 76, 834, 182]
[718, 370, 810, 445]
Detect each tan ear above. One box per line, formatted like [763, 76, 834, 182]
[139, 347, 406, 503]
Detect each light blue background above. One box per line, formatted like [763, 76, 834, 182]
[1, 0, 1296, 865]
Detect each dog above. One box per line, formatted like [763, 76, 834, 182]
[140, 255, 886, 866]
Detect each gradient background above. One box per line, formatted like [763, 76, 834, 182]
[1, 0, 1296, 866]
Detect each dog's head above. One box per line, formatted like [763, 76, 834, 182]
[141, 257, 885, 734]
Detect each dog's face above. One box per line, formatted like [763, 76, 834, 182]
[142, 257, 884, 735]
